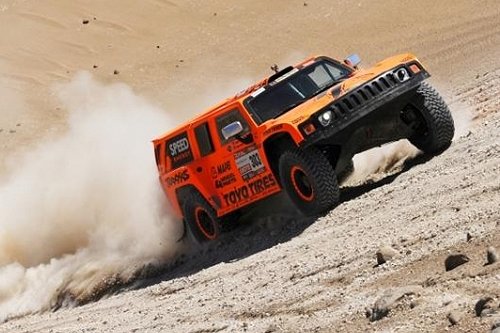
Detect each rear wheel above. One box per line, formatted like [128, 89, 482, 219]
[279, 147, 339, 216]
[409, 82, 455, 154]
[182, 192, 221, 244]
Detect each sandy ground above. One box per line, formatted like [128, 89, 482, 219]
[0, 0, 499, 332]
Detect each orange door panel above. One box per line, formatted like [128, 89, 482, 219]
[210, 107, 281, 215]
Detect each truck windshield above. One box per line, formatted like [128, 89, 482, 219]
[245, 59, 351, 123]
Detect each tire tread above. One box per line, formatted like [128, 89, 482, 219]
[411, 82, 455, 154]
[279, 147, 339, 216]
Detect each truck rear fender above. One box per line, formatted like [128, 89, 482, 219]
[174, 185, 214, 218]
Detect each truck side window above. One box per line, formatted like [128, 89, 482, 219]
[194, 122, 214, 157]
[216, 108, 249, 145]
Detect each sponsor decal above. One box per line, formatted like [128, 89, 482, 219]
[212, 160, 232, 180]
[222, 174, 277, 206]
[215, 173, 237, 189]
[340, 82, 347, 94]
[224, 185, 249, 206]
[292, 116, 305, 124]
[166, 132, 193, 168]
[263, 124, 284, 136]
[247, 174, 277, 196]
[217, 161, 231, 174]
[234, 146, 265, 181]
[165, 169, 189, 187]
[226, 139, 245, 153]
[169, 138, 189, 156]
[330, 85, 342, 99]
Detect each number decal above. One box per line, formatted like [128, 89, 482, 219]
[234, 147, 265, 181]
[248, 152, 262, 168]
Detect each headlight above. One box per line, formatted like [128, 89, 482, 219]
[395, 68, 410, 82]
[318, 110, 333, 127]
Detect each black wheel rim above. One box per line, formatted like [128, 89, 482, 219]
[195, 207, 217, 240]
[291, 166, 314, 201]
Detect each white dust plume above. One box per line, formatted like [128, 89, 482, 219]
[0, 72, 182, 321]
[344, 140, 420, 185]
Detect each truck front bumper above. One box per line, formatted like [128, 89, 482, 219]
[300, 64, 430, 148]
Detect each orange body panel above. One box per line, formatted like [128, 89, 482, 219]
[153, 53, 425, 219]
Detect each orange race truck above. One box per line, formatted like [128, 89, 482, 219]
[153, 53, 454, 243]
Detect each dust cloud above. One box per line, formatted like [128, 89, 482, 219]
[0, 72, 183, 321]
[450, 99, 474, 140]
[344, 140, 420, 185]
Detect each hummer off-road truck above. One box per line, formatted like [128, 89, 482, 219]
[153, 53, 454, 243]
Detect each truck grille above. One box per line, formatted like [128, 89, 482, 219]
[330, 71, 400, 117]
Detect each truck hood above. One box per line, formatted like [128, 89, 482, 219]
[263, 53, 421, 129]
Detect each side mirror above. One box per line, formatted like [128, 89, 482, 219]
[221, 121, 244, 140]
[344, 54, 361, 69]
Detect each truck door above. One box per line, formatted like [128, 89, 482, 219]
[213, 107, 280, 215]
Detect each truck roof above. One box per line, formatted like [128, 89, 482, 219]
[152, 55, 319, 144]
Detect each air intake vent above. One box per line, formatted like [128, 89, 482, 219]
[328, 69, 406, 117]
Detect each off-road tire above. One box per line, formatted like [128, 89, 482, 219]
[279, 146, 339, 216]
[410, 82, 455, 154]
[182, 192, 221, 244]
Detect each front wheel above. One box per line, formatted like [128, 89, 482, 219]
[182, 192, 221, 244]
[409, 82, 455, 154]
[279, 147, 340, 216]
